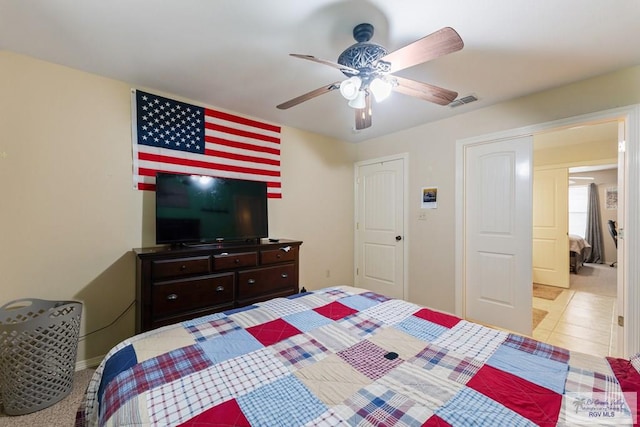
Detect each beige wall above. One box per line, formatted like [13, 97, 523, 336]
[355, 64, 640, 313]
[0, 51, 356, 366]
[535, 139, 617, 166]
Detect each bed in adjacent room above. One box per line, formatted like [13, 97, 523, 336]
[76, 286, 639, 426]
[569, 234, 592, 273]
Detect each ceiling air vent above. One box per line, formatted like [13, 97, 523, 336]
[449, 95, 478, 108]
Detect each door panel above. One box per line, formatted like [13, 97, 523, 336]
[532, 168, 569, 287]
[356, 158, 405, 299]
[464, 136, 533, 336]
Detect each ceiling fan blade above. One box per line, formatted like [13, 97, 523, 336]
[377, 27, 463, 73]
[290, 54, 359, 75]
[355, 92, 372, 130]
[393, 76, 458, 106]
[276, 82, 341, 110]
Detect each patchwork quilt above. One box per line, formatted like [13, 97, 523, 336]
[76, 286, 639, 426]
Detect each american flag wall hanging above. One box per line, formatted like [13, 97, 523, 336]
[131, 89, 282, 198]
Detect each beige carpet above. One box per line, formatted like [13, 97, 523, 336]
[533, 283, 563, 300]
[570, 263, 617, 297]
[532, 308, 548, 329]
[0, 368, 94, 427]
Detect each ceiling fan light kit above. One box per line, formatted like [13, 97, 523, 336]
[339, 75, 393, 105]
[339, 76, 362, 100]
[277, 23, 464, 130]
[369, 77, 394, 102]
[348, 90, 367, 109]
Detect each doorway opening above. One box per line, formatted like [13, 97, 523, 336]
[532, 120, 620, 357]
[456, 105, 638, 357]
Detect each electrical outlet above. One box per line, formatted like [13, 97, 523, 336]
[418, 211, 427, 221]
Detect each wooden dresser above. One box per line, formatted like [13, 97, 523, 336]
[134, 239, 302, 333]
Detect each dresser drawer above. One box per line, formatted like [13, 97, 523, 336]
[237, 264, 296, 299]
[213, 251, 257, 270]
[152, 273, 234, 318]
[136, 240, 302, 333]
[152, 256, 211, 279]
[261, 245, 298, 265]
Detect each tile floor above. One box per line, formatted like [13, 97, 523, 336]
[532, 264, 618, 357]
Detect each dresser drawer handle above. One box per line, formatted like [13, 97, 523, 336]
[166, 293, 178, 301]
[281, 273, 288, 279]
[234, 258, 240, 264]
[215, 285, 225, 292]
[180, 265, 187, 271]
[247, 279, 256, 285]
[276, 254, 282, 259]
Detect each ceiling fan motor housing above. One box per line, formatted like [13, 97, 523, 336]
[337, 23, 388, 79]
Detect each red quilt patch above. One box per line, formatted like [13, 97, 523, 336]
[177, 399, 250, 427]
[246, 318, 301, 346]
[313, 301, 358, 320]
[607, 356, 640, 425]
[413, 308, 461, 328]
[467, 365, 562, 426]
[422, 414, 453, 426]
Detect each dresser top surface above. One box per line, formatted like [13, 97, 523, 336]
[134, 238, 302, 257]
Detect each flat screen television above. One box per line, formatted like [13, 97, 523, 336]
[155, 172, 268, 245]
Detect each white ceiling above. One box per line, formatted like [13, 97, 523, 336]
[2, 1, 640, 143]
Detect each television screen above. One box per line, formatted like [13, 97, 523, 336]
[155, 172, 268, 244]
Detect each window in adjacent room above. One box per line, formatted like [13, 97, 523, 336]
[568, 185, 589, 237]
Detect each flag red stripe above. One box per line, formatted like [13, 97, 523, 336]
[205, 135, 280, 156]
[203, 148, 280, 166]
[204, 121, 279, 145]
[137, 180, 282, 198]
[138, 182, 156, 191]
[138, 168, 282, 187]
[138, 167, 281, 182]
[205, 108, 281, 134]
[138, 153, 281, 177]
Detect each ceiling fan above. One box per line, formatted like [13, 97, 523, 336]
[276, 23, 464, 130]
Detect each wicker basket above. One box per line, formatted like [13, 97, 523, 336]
[0, 299, 82, 415]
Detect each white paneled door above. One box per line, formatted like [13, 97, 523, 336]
[532, 167, 569, 288]
[355, 156, 406, 300]
[463, 136, 533, 336]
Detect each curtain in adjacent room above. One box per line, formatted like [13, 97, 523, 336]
[585, 182, 604, 263]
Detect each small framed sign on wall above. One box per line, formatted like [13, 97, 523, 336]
[606, 186, 618, 209]
[421, 187, 438, 209]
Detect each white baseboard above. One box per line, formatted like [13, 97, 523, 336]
[76, 355, 104, 371]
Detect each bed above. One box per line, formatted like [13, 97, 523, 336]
[76, 286, 639, 426]
[569, 234, 592, 273]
